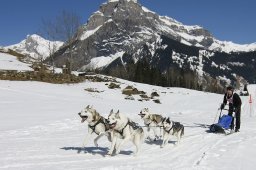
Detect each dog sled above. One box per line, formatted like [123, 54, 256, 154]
[209, 109, 234, 135]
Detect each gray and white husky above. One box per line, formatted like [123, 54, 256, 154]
[107, 109, 144, 156]
[78, 105, 112, 147]
[138, 108, 164, 140]
[161, 117, 184, 148]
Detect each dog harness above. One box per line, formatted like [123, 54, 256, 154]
[146, 118, 163, 127]
[145, 122, 151, 126]
[89, 117, 109, 135]
[114, 121, 140, 137]
[145, 119, 156, 127]
[114, 121, 129, 137]
[164, 122, 183, 135]
[164, 124, 174, 134]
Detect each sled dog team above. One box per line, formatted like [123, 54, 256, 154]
[78, 105, 184, 156]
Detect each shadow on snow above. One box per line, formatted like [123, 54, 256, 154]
[60, 146, 133, 156]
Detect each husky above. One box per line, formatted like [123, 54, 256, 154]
[138, 108, 164, 141]
[161, 117, 184, 148]
[106, 109, 144, 156]
[78, 105, 112, 148]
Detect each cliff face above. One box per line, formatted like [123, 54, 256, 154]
[51, 0, 256, 86]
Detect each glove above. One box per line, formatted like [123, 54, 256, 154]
[220, 103, 225, 110]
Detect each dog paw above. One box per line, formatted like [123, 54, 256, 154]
[115, 149, 120, 155]
[105, 153, 112, 157]
[106, 152, 112, 156]
[160, 145, 164, 148]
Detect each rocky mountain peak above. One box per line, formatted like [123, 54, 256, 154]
[51, 0, 256, 88]
[6, 34, 63, 61]
[108, 0, 138, 3]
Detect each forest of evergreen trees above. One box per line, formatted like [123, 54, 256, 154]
[103, 58, 225, 94]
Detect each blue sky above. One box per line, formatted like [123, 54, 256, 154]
[0, 0, 255, 46]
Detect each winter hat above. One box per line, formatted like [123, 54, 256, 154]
[226, 86, 234, 91]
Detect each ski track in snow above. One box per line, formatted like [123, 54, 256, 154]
[0, 80, 256, 170]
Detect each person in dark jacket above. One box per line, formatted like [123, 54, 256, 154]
[220, 86, 242, 132]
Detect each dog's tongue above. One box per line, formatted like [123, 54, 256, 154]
[81, 119, 86, 123]
[110, 123, 116, 129]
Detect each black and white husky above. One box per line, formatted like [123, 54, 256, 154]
[138, 108, 164, 140]
[161, 117, 184, 148]
[78, 105, 112, 147]
[107, 109, 144, 156]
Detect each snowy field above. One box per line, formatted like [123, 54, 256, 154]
[0, 78, 256, 170]
[0, 52, 255, 169]
[0, 53, 32, 71]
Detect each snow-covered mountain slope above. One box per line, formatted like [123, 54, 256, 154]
[154, 14, 256, 53]
[0, 77, 255, 169]
[78, 0, 256, 55]
[6, 34, 63, 61]
[0, 52, 32, 71]
[141, 3, 256, 53]
[0, 46, 8, 53]
[209, 39, 256, 53]
[50, 0, 256, 89]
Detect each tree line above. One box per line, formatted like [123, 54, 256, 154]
[103, 58, 225, 94]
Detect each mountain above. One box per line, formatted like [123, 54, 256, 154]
[6, 34, 63, 61]
[51, 0, 256, 88]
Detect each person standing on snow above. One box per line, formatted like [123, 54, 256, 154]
[220, 86, 242, 132]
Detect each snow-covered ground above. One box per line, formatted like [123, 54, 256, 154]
[0, 78, 256, 170]
[0, 53, 32, 71]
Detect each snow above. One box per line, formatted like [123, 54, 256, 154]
[180, 39, 192, 46]
[172, 51, 184, 68]
[93, 11, 104, 16]
[6, 34, 63, 60]
[80, 25, 102, 40]
[218, 75, 231, 85]
[227, 62, 245, 67]
[80, 51, 125, 70]
[211, 61, 218, 68]
[199, 50, 214, 59]
[197, 51, 204, 76]
[142, 6, 155, 14]
[159, 16, 182, 27]
[152, 7, 256, 53]
[209, 39, 256, 53]
[177, 32, 204, 42]
[0, 52, 32, 71]
[0, 77, 256, 169]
